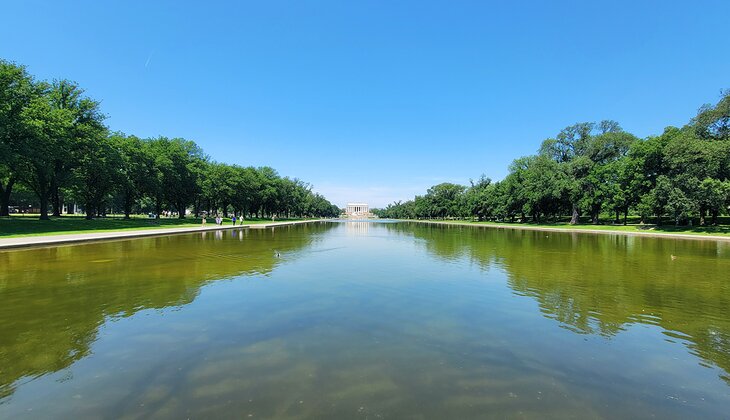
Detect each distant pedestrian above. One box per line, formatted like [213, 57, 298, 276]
[202, 216, 207, 226]
[232, 215, 236, 225]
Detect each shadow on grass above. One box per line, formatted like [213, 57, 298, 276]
[431, 217, 730, 237]
[0, 216, 307, 237]
[0, 216, 201, 237]
[650, 224, 730, 235]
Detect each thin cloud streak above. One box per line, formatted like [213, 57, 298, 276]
[144, 51, 154, 68]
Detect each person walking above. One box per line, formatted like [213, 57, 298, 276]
[232, 215, 236, 225]
[202, 215, 207, 226]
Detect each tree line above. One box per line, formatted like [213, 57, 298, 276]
[0, 59, 340, 220]
[374, 91, 730, 226]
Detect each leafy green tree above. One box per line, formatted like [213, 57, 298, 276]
[36, 80, 107, 217]
[661, 99, 730, 224]
[71, 131, 120, 219]
[697, 178, 730, 225]
[464, 176, 492, 221]
[580, 162, 612, 224]
[501, 168, 528, 222]
[665, 186, 695, 226]
[580, 131, 638, 224]
[0, 60, 40, 216]
[638, 175, 674, 225]
[16, 82, 73, 220]
[110, 133, 155, 219]
[608, 151, 648, 224]
[424, 183, 466, 219]
[539, 123, 593, 223]
[538, 121, 632, 224]
[235, 166, 262, 218]
[518, 155, 566, 222]
[147, 137, 206, 218]
[693, 90, 730, 141]
[202, 162, 237, 216]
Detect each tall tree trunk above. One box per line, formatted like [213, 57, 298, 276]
[0, 176, 16, 217]
[699, 207, 707, 226]
[155, 197, 162, 220]
[85, 202, 94, 220]
[614, 210, 620, 224]
[51, 178, 61, 217]
[123, 194, 132, 219]
[52, 159, 64, 217]
[33, 166, 52, 220]
[569, 204, 579, 225]
[177, 201, 186, 218]
[623, 209, 628, 226]
[711, 210, 719, 226]
[55, 190, 62, 216]
[39, 186, 50, 220]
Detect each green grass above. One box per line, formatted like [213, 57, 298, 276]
[0, 214, 303, 238]
[408, 219, 730, 237]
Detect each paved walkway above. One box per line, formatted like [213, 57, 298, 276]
[0, 220, 326, 250]
[406, 219, 730, 242]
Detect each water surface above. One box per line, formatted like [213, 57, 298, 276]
[1, 221, 729, 418]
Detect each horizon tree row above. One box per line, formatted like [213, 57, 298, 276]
[374, 91, 730, 226]
[0, 59, 340, 220]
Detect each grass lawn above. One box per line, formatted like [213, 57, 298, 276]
[0, 214, 303, 238]
[410, 219, 730, 237]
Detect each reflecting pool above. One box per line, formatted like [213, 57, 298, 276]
[1, 221, 729, 418]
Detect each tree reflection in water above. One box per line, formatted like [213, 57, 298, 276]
[387, 222, 730, 385]
[0, 222, 336, 400]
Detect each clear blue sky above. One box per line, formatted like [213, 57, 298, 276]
[2, 1, 728, 207]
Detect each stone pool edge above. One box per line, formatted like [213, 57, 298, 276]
[0, 220, 330, 250]
[400, 219, 730, 242]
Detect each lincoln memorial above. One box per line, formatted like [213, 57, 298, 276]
[345, 202, 371, 218]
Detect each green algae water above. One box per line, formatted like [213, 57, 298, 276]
[1, 221, 729, 418]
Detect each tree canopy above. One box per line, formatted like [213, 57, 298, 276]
[374, 91, 730, 226]
[0, 59, 339, 220]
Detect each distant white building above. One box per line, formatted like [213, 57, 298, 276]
[345, 202, 371, 218]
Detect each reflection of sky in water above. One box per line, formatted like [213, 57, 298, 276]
[1, 222, 729, 418]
